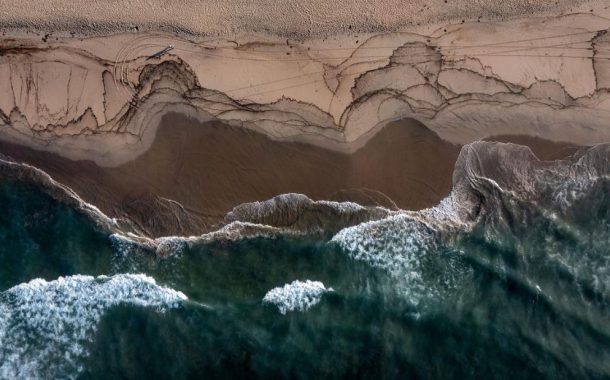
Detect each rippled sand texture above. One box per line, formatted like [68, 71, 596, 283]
[0, 0, 598, 37]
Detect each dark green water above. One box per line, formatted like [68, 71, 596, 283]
[0, 178, 609, 379]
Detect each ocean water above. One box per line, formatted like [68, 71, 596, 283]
[0, 171, 609, 379]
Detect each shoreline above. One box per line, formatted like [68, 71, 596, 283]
[3, 2, 610, 378]
[0, 113, 580, 237]
[0, 115, 460, 236]
[0, 4, 604, 238]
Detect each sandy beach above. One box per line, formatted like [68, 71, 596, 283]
[0, 1, 605, 236]
[0, 112, 581, 237]
[0, 0, 600, 37]
[0, 115, 458, 236]
[3, 3, 610, 377]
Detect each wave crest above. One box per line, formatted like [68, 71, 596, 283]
[263, 280, 333, 315]
[0, 274, 186, 379]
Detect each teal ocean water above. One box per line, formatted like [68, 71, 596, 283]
[1, 154, 610, 379]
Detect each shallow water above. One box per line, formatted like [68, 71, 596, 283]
[0, 176, 609, 379]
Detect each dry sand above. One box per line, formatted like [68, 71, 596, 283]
[1, 10, 610, 168]
[0, 0, 601, 37]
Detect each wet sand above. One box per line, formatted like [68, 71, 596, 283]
[0, 115, 459, 236]
[485, 135, 580, 161]
[0, 114, 581, 237]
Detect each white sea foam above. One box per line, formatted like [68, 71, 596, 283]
[263, 280, 333, 315]
[331, 213, 439, 304]
[109, 221, 295, 259]
[332, 214, 435, 274]
[316, 200, 366, 213]
[550, 175, 595, 211]
[0, 274, 187, 380]
[421, 195, 461, 223]
[10, 160, 119, 230]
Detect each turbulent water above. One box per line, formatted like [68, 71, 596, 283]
[1, 142, 610, 379]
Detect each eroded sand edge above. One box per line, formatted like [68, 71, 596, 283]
[2, 10, 610, 166]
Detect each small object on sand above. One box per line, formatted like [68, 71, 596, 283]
[146, 45, 174, 60]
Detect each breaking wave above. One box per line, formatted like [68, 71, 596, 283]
[263, 280, 333, 314]
[0, 274, 187, 379]
[2, 141, 610, 377]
